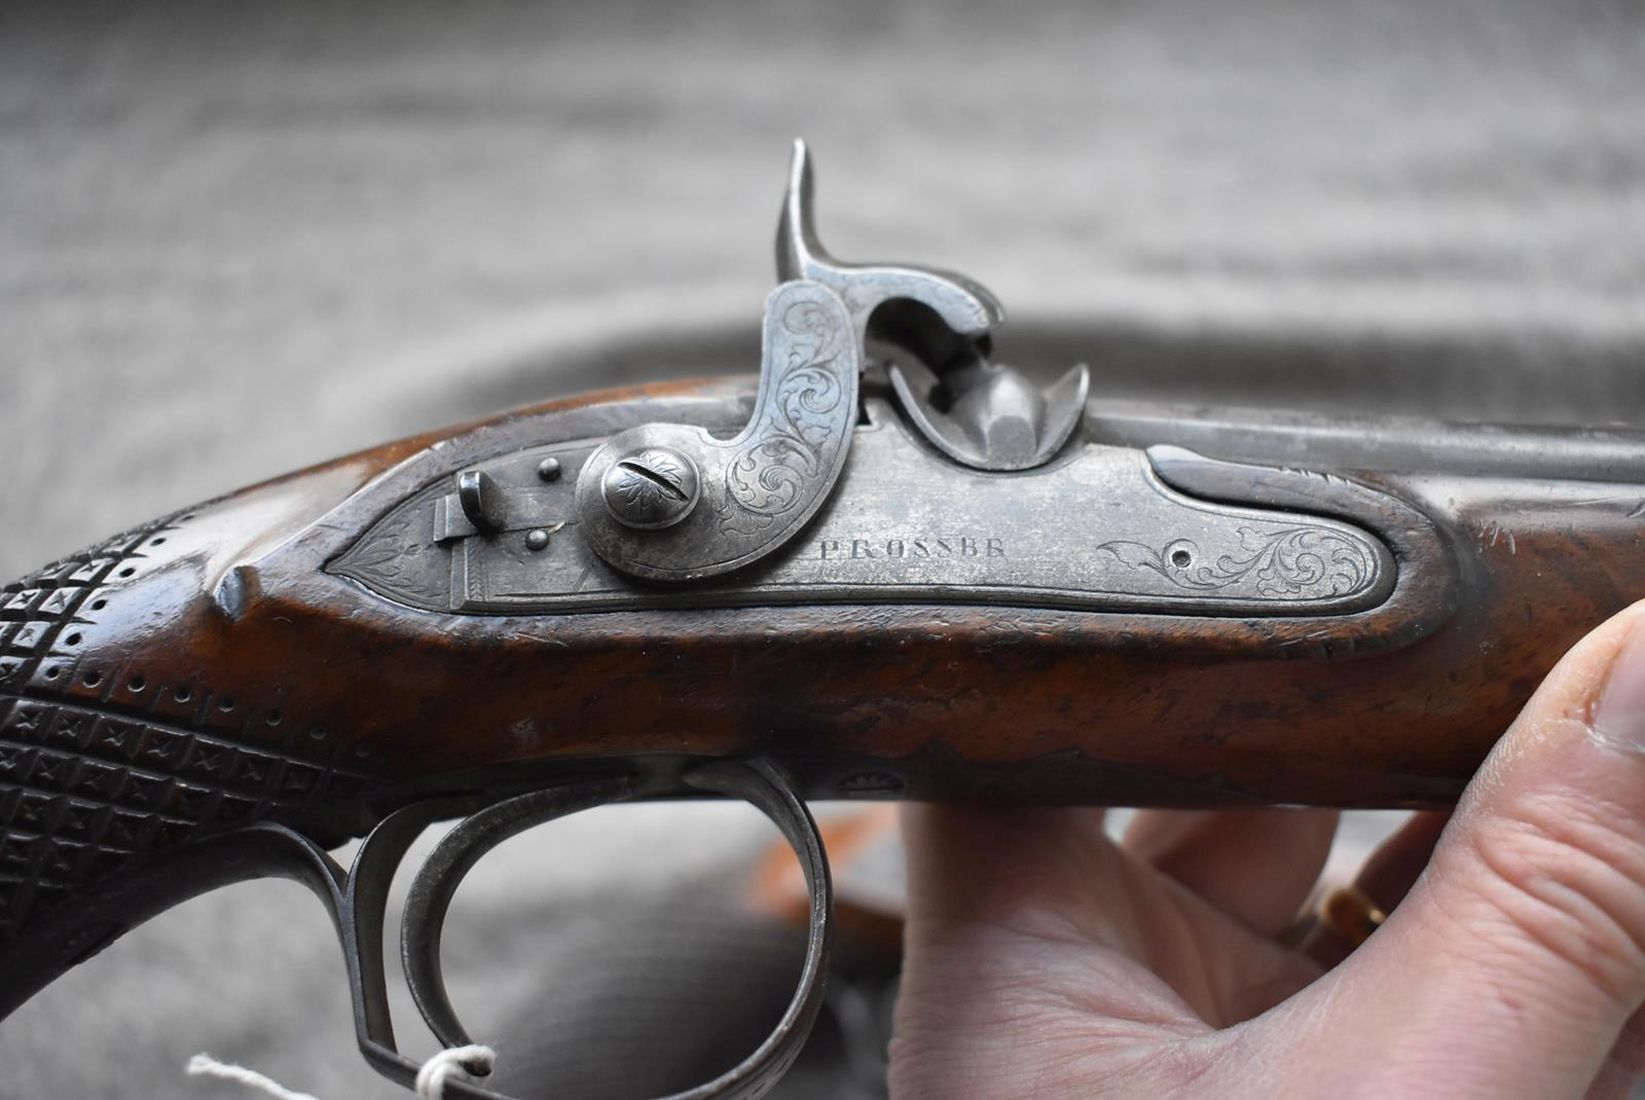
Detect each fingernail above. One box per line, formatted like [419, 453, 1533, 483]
[1592, 619, 1645, 752]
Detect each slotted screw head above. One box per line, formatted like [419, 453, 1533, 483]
[600, 447, 700, 530]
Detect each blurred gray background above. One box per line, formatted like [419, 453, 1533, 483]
[1, 0, 1642, 1096]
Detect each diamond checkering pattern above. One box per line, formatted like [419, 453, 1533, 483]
[0, 517, 377, 940]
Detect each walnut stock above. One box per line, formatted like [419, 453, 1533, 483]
[3, 377, 1645, 1024]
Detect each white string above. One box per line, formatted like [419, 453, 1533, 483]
[187, 1044, 497, 1100]
[186, 1054, 323, 1100]
[415, 1045, 497, 1099]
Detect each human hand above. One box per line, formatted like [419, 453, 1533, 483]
[891, 605, 1645, 1099]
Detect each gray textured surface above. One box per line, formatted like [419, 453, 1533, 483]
[1, 0, 1642, 1096]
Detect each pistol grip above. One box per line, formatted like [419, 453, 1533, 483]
[0, 509, 381, 1003]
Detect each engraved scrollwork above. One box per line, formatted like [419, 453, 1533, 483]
[722, 299, 850, 531]
[724, 437, 816, 523]
[1096, 525, 1380, 601]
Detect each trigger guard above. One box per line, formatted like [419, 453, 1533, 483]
[389, 760, 834, 1100]
[676, 759, 835, 1100]
[400, 776, 632, 1052]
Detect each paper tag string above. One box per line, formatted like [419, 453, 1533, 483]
[188, 1045, 497, 1100]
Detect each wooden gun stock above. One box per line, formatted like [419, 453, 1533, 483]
[4, 375, 1644, 1017]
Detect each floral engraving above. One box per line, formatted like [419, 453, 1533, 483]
[337, 507, 427, 581]
[722, 298, 850, 531]
[1095, 525, 1378, 600]
[605, 449, 695, 523]
[331, 494, 449, 608]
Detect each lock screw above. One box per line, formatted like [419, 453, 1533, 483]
[601, 448, 700, 530]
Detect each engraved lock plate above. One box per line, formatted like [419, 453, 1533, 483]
[329, 141, 1422, 621]
[331, 396, 1398, 618]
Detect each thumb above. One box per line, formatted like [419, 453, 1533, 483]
[1276, 603, 1645, 1097]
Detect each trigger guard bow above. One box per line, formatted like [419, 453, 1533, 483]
[192, 760, 831, 1100]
